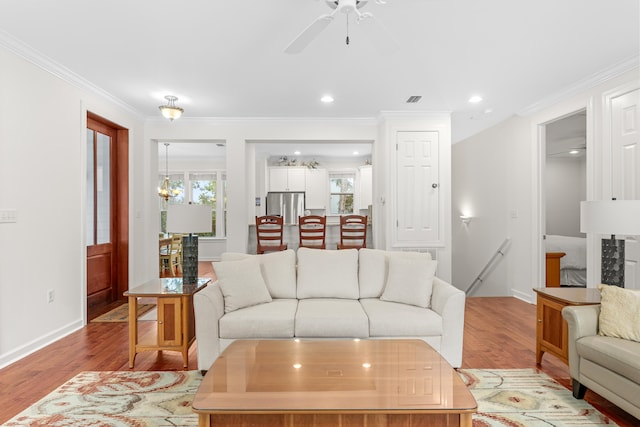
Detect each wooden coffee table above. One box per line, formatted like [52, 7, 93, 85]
[192, 339, 476, 427]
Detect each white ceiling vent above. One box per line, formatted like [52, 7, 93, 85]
[406, 95, 422, 103]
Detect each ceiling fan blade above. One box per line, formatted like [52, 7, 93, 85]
[285, 14, 334, 54]
[358, 15, 399, 55]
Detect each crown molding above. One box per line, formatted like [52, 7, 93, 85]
[145, 116, 379, 125]
[517, 55, 640, 117]
[0, 29, 142, 118]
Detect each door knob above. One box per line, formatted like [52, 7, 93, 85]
[432, 183, 438, 189]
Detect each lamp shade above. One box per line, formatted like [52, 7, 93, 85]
[166, 204, 212, 234]
[580, 200, 640, 235]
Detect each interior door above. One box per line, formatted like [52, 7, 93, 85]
[395, 131, 440, 244]
[611, 88, 640, 289]
[86, 117, 118, 313]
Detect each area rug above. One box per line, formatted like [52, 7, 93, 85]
[2, 369, 619, 426]
[91, 303, 156, 323]
[457, 368, 619, 426]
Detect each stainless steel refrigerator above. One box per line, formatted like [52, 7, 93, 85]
[266, 192, 305, 225]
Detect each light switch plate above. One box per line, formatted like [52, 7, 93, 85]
[0, 209, 17, 223]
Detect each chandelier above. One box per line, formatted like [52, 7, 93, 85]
[158, 95, 184, 121]
[158, 143, 181, 201]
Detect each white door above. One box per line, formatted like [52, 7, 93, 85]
[611, 88, 640, 289]
[395, 131, 439, 243]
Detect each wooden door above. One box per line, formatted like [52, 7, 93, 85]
[395, 131, 440, 244]
[86, 115, 128, 316]
[611, 88, 640, 289]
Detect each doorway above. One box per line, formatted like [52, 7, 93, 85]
[86, 113, 129, 318]
[542, 110, 587, 287]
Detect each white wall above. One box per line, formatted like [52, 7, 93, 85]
[0, 45, 145, 368]
[452, 117, 529, 296]
[545, 156, 586, 237]
[452, 68, 639, 302]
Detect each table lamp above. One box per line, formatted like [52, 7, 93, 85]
[580, 199, 640, 287]
[166, 204, 212, 284]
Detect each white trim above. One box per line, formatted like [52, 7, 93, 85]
[0, 29, 142, 118]
[0, 319, 84, 370]
[518, 55, 640, 117]
[146, 116, 379, 125]
[512, 289, 533, 304]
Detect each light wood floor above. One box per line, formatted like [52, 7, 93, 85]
[0, 264, 636, 425]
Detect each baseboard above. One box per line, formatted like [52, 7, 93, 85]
[512, 289, 534, 304]
[0, 319, 84, 370]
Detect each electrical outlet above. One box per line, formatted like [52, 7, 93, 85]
[47, 289, 55, 303]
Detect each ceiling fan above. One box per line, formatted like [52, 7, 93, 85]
[285, 0, 397, 54]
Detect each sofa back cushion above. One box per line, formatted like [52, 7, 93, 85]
[358, 249, 433, 298]
[297, 247, 359, 299]
[220, 249, 296, 299]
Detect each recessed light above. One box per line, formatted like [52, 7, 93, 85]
[321, 95, 334, 103]
[468, 95, 483, 103]
[294, 151, 301, 155]
[569, 150, 580, 155]
[353, 151, 359, 155]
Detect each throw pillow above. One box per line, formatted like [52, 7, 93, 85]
[598, 284, 640, 342]
[380, 257, 438, 308]
[220, 250, 297, 299]
[214, 257, 272, 313]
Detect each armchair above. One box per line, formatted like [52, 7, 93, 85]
[562, 305, 640, 420]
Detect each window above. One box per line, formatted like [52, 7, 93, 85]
[160, 171, 227, 237]
[329, 173, 355, 215]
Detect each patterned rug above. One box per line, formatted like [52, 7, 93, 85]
[91, 303, 156, 323]
[458, 368, 619, 426]
[2, 369, 619, 426]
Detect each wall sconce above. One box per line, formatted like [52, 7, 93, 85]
[460, 215, 472, 224]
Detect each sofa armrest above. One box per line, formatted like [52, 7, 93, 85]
[562, 304, 601, 380]
[431, 277, 466, 368]
[193, 281, 225, 372]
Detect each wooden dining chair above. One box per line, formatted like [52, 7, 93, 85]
[298, 215, 327, 249]
[337, 215, 368, 250]
[256, 216, 288, 254]
[159, 234, 183, 276]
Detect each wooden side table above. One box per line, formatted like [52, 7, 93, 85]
[124, 277, 210, 369]
[534, 287, 600, 365]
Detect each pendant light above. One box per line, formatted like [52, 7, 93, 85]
[158, 143, 181, 201]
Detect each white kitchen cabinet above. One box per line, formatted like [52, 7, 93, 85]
[269, 167, 305, 192]
[359, 165, 372, 210]
[305, 168, 328, 209]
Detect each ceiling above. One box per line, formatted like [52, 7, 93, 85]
[1, 0, 638, 144]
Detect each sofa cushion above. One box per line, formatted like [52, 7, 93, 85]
[576, 335, 640, 385]
[360, 298, 443, 336]
[214, 257, 272, 313]
[359, 249, 433, 298]
[380, 257, 437, 308]
[598, 284, 640, 342]
[219, 299, 298, 338]
[220, 249, 297, 299]
[295, 299, 369, 337]
[296, 247, 359, 299]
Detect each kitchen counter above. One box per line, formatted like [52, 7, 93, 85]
[247, 224, 372, 253]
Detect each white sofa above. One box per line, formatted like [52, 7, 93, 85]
[193, 247, 466, 372]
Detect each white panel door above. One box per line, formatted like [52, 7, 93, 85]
[395, 131, 439, 243]
[611, 88, 640, 289]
